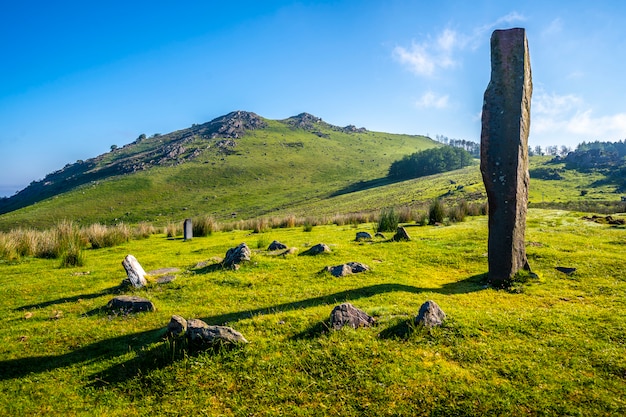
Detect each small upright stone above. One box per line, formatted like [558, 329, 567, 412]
[480, 28, 533, 287]
[392, 227, 411, 242]
[122, 255, 147, 288]
[415, 300, 446, 328]
[184, 218, 193, 241]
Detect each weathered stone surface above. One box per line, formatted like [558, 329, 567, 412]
[415, 300, 446, 328]
[122, 255, 147, 288]
[355, 231, 372, 241]
[268, 240, 287, 251]
[184, 218, 193, 241]
[148, 267, 181, 275]
[107, 295, 155, 313]
[480, 28, 532, 286]
[187, 319, 248, 347]
[223, 243, 251, 268]
[156, 274, 176, 284]
[330, 302, 375, 330]
[300, 243, 331, 256]
[391, 227, 411, 242]
[324, 262, 370, 277]
[167, 315, 187, 337]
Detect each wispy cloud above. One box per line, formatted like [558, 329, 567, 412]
[393, 29, 460, 76]
[533, 90, 626, 142]
[415, 91, 449, 109]
[393, 12, 526, 76]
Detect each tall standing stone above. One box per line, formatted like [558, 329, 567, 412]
[480, 28, 532, 286]
[183, 218, 193, 241]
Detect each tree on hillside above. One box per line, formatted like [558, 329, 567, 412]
[388, 146, 474, 180]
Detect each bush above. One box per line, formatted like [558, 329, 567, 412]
[83, 223, 130, 249]
[165, 223, 180, 238]
[429, 199, 445, 225]
[134, 222, 156, 239]
[377, 208, 399, 233]
[192, 215, 218, 237]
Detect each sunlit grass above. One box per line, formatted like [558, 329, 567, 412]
[1, 209, 624, 415]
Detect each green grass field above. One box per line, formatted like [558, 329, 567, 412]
[1, 209, 624, 415]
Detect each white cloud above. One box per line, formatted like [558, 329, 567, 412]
[393, 29, 460, 77]
[415, 91, 449, 109]
[394, 12, 526, 76]
[532, 90, 626, 144]
[541, 18, 563, 37]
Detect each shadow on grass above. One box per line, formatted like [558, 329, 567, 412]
[329, 177, 398, 197]
[0, 273, 487, 385]
[14, 285, 125, 311]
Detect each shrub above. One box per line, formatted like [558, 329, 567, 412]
[429, 199, 445, 225]
[55, 220, 86, 267]
[83, 223, 130, 249]
[397, 206, 414, 223]
[448, 205, 466, 223]
[192, 215, 218, 237]
[416, 212, 429, 226]
[134, 222, 156, 239]
[165, 223, 180, 238]
[303, 221, 314, 232]
[377, 208, 399, 233]
[0, 232, 18, 261]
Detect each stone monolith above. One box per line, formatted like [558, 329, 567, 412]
[480, 28, 532, 286]
[183, 218, 193, 241]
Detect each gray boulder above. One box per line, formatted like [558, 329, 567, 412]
[167, 315, 187, 337]
[223, 243, 251, 269]
[415, 300, 446, 327]
[330, 303, 375, 330]
[355, 231, 372, 241]
[187, 318, 248, 348]
[324, 262, 370, 277]
[268, 240, 287, 251]
[107, 295, 155, 313]
[300, 243, 331, 256]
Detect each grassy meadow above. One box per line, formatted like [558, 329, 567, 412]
[1, 209, 625, 415]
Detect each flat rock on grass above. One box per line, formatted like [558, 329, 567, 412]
[300, 243, 331, 256]
[268, 240, 288, 251]
[187, 318, 248, 348]
[107, 295, 155, 313]
[330, 302, 375, 330]
[324, 262, 370, 277]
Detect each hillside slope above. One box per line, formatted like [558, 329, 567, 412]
[0, 111, 437, 229]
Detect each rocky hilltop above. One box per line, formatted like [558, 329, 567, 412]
[0, 111, 367, 215]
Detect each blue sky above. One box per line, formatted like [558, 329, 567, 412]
[2, 0, 626, 197]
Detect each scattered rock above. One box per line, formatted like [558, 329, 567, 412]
[555, 266, 577, 276]
[391, 227, 411, 241]
[330, 302, 375, 330]
[300, 243, 331, 256]
[268, 240, 287, 251]
[148, 267, 181, 275]
[122, 255, 147, 288]
[375, 232, 386, 239]
[24, 312, 33, 319]
[167, 315, 188, 338]
[582, 215, 625, 225]
[355, 231, 372, 241]
[223, 243, 251, 269]
[415, 300, 446, 328]
[156, 275, 176, 284]
[187, 318, 248, 348]
[324, 262, 370, 277]
[279, 247, 298, 257]
[107, 295, 155, 313]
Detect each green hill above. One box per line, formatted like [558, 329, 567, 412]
[0, 111, 437, 230]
